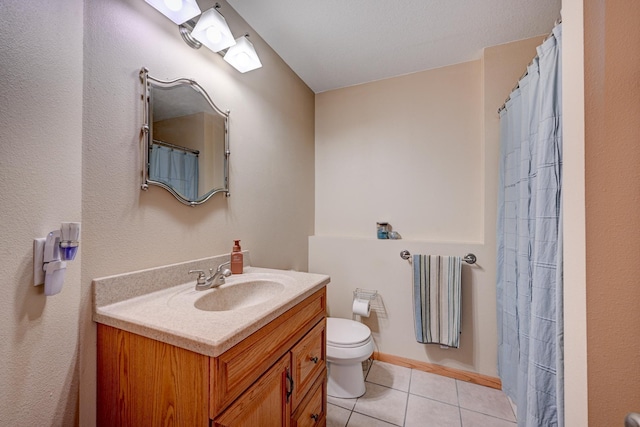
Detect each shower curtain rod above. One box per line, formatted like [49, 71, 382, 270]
[152, 139, 200, 155]
[497, 17, 562, 114]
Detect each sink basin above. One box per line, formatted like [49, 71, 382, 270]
[193, 279, 285, 312]
[164, 271, 301, 314]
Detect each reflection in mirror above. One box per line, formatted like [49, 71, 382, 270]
[140, 67, 230, 206]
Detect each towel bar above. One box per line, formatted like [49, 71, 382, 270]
[400, 250, 477, 265]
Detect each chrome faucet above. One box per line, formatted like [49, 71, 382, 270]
[189, 261, 232, 291]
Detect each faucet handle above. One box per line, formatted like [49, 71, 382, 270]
[188, 269, 207, 285]
[216, 260, 231, 272]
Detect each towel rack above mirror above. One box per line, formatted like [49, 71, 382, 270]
[399, 250, 477, 265]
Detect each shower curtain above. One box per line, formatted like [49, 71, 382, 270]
[149, 143, 199, 200]
[496, 24, 563, 427]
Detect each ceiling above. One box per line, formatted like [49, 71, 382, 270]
[227, 0, 561, 93]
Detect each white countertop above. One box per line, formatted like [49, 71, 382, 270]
[93, 262, 329, 357]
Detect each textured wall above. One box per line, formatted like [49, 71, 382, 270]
[311, 37, 542, 377]
[0, 0, 315, 424]
[79, 0, 315, 424]
[0, 1, 83, 425]
[584, 0, 640, 424]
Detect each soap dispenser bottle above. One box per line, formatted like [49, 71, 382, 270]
[231, 240, 243, 274]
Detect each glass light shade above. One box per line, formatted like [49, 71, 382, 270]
[191, 8, 236, 52]
[224, 36, 262, 73]
[145, 0, 201, 24]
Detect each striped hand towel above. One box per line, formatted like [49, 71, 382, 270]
[412, 255, 462, 348]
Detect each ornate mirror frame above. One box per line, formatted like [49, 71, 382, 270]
[140, 67, 230, 206]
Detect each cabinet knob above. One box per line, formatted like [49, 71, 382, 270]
[310, 413, 319, 421]
[309, 356, 319, 364]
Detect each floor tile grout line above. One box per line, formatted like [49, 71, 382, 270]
[344, 406, 353, 427]
[407, 393, 464, 410]
[455, 379, 463, 427]
[350, 408, 404, 426]
[459, 407, 518, 423]
[402, 367, 413, 426]
[507, 395, 518, 421]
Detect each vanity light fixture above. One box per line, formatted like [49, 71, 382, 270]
[144, 0, 201, 24]
[145, 1, 262, 73]
[223, 35, 262, 73]
[191, 7, 236, 52]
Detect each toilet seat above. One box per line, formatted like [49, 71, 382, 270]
[326, 317, 371, 348]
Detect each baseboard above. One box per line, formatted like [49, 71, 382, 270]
[372, 352, 502, 390]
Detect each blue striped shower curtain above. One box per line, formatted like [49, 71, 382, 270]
[149, 143, 199, 200]
[496, 24, 563, 427]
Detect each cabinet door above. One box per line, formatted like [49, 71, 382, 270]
[292, 373, 326, 427]
[214, 355, 291, 427]
[97, 324, 209, 427]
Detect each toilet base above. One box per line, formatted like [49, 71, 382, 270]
[327, 361, 366, 399]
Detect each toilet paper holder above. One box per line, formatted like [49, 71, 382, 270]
[354, 288, 378, 301]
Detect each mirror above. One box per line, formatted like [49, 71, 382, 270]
[140, 67, 230, 206]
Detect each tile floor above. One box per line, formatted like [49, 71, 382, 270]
[327, 361, 517, 427]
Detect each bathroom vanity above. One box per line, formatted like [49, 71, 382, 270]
[93, 260, 329, 426]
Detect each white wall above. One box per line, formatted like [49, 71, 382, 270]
[311, 38, 542, 377]
[310, 236, 494, 373]
[0, 1, 83, 425]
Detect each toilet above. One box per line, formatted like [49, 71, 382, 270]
[326, 317, 374, 398]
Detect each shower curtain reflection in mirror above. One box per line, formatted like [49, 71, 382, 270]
[149, 143, 199, 200]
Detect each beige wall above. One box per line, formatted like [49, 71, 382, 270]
[1, 0, 315, 425]
[315, 61, 484, 242]
[311, 37, 541, 377]
[583, 0, 640, 424]
[79, 0, 315, 424]
[0, 1, 83, 425]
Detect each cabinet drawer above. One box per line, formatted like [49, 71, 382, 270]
[213, 355, 290, 427]
[290, 318, 325, 409]
[211, 288, 326, 416]
[292, 373, 326, 427]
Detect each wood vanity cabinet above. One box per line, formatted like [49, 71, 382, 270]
[97, 287, 326, 427]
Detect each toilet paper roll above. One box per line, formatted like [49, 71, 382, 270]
[352, 298, 371, 317]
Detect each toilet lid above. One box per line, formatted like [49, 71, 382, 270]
[326, 317, 371, 347]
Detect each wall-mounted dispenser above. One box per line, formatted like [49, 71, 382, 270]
[33, 222, 80, 296]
